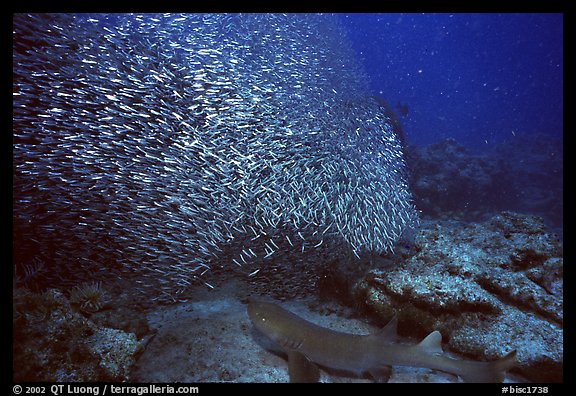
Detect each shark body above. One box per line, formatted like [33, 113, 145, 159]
[248, 301, 517, 383]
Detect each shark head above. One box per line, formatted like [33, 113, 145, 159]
[247, 300, 292, 344]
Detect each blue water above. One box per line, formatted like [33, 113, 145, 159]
[337, 13, 563, 151]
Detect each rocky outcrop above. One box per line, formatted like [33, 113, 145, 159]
[406, 136, 563, 233]
[353, 212, 563, 382]
[13, 287, 140, 382]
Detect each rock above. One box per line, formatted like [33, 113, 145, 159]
[406, 138, 510, 221]
[13, 287, 139, 382]
[352, 212, 563, 382]
[405, 136, 563, 234]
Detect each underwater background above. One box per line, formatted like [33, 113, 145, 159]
[339, 13, 563, 234]
[339, 13, 563, 149]
[13, 13, 563, 383]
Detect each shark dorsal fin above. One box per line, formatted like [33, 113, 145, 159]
[417, 331, 443, 355]
[374, 315, 398, 341]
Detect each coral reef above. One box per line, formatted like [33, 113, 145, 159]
[13, 212, 562, 382]
[493, 133, 563, 229]
[351, 212, 562, 382]
[405, 135, 563, 233]
[13, 287, 140, 382]
[406, 138, 508, 220]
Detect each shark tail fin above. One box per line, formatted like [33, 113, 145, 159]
[461, 350, 518, 383]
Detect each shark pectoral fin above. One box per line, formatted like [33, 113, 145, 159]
[368, 366, 393, 383]
[287, 350, 320, 383]
[417, 330, 443, 355]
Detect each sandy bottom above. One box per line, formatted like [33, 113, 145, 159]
[130, 282, 523, 383]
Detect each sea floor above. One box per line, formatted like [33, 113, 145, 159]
[129, 280, 524, 383]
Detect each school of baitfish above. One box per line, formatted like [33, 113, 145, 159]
[13, 13, 419, 300]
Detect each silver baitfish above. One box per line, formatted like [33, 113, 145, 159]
[13, 13, 418, 299]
